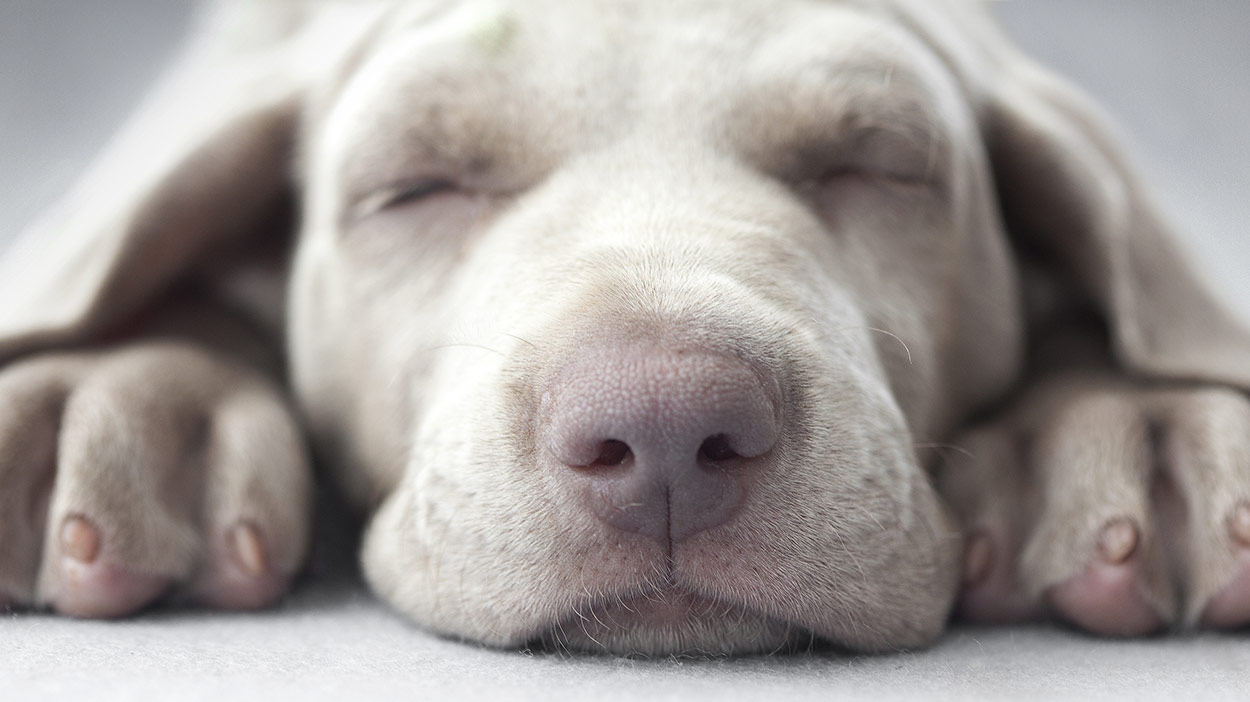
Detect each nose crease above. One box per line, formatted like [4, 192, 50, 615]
[544, 346, 780, 543]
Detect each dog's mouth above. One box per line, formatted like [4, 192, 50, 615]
[528, 586, 829, 657]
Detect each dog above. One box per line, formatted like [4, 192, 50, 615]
[1, 0, 1248, 655]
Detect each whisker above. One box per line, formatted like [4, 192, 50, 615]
[861, 327, 913, 365]
[417, 342, 508, 357]
[501, 332, 537, 349]
[914, 442, 976, 461]
[812, 318, 917, 366]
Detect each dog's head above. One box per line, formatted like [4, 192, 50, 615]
[4, 0, 1248, 654]
[293, 0, 1026, 654]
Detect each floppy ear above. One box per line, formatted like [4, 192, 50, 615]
[0, 3, 315, 362]
[982, 41, 1250, 386]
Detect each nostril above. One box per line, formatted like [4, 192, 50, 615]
[590, 439, 632, 468]
[544, 346, 781, 473]
[544, 346, 781, 542]
[698, 434, 740, 463]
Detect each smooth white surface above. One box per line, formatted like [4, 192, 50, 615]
[2, 1, 1249, 699]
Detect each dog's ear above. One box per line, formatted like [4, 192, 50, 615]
[0, 3, 321, 362]
[980, 31, 1250, 385]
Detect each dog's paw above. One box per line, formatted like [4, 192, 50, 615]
[937, 373, 1250, 635]
[0, 342, 311, 617]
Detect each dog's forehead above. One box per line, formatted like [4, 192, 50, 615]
[370, 0, 938, 74]
[313, 0, 962, 175]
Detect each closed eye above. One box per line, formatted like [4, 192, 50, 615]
[353, 178, 460, 220]
[793, 164, 934, 205]
[792, 157, 942, 227]
[805, 166, 928, 187]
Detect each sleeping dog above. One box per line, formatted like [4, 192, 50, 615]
[2, 0, 1248, 655]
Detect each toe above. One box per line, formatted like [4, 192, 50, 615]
[1045, 520, 1164, 637]
[956, 530, 1040, 624]
[1201, 556, 1250, 629]
[1015, 391, 1177, 636]
[936, 428, 1041, 624]
[51, 516, 171, 618]
[1199, 504, 1250, 629]
[1152, 391, 1250, 629]
[54, 560, 171, 618]
[187, 522, 292, 610]
[181, 390, 311, 610]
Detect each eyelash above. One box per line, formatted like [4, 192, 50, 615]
[354, 178, 460, 220]
[792, 167, 926, 196]
[381, 179, 458, 208]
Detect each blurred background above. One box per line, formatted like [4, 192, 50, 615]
[2, 0, 1248, 305]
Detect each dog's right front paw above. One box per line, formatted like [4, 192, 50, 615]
[0, 342, 311, 617]
[938, 373, 1250, 636]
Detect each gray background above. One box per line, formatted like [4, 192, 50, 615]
[2, 1, 1249, 700]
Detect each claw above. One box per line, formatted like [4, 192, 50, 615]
[229, 522, 268, 577]
[186, 523, 290, 610]
[60, 515, 101, 564]
[1097, 518, 1139, 565]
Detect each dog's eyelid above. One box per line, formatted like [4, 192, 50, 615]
[773, 120, 946, 190]
[786, 158, 939, 197]
[847, 125, 944, 180]
[385, 179, 459, 207]
[814, 169, 931, 189]
[351, 178, 461, 219]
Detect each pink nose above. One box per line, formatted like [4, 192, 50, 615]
[542, 347, 780, 543]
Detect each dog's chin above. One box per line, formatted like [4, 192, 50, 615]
[529, 587, 823, 657]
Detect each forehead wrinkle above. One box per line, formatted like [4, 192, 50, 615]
[337, 85, 526, 199]
[319, 0, 526, 135]
[321, 8, 546, 198]
[724, 7, 954, 174]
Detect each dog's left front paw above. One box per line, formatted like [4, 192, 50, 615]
[938, 374, 1250, 635]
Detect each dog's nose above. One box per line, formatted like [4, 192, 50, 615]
[542, 347, 780, 543]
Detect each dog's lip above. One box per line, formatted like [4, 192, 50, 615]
[578, 586, 721, 626]
[527, 584, 829, 655]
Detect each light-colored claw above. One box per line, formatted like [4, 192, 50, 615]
[1097, 518, 1139, 565]
[229, 522, 268, 578]
[60, 515, 101, 564]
